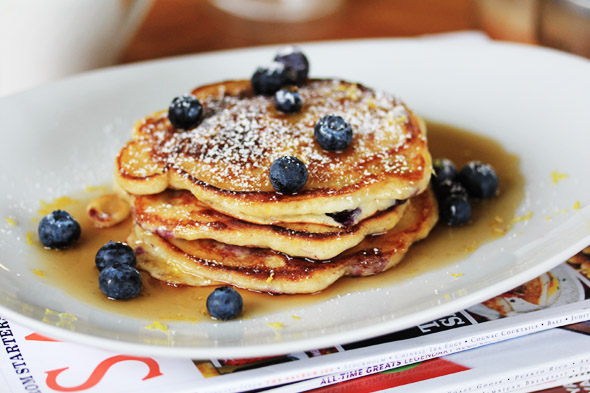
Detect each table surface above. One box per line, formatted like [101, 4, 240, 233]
[121, 0, 479, 63]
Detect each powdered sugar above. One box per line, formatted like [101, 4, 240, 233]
[140, 80, 424, 192]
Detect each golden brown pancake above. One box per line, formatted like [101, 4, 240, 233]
[127, 188, 438, 294]
[132, 189, 409, 260]
[116, 79, 432, 227]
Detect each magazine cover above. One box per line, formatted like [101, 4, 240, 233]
[290, 321, 590, 393]
[1, 249, 590, 393]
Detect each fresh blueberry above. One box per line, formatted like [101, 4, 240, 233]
[168, 94, 203, 130]
[432, 158, 457, 187]
[38, 210, 81, 249]
[206, 286, 243, 320]
[434, 178, 468, 202]
[314, 115, 353, 151]
[95, 241, 136, 272]
[439, 194, 471, 226]
[273, 46, 309, 86]
[274, 88, 303, 113]
[458, 161, 499, 198]
[269, 156, 308, 195]
[98, 263, 142, 300]
[251, 61, 288, 95]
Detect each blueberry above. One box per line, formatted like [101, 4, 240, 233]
[269, 156, 308, 195]
[251, 61, 288, 95]
[432, 158, 457, 187]
[458, 161, 499, 198]
[95, 241, 136, 272]
[206, 286, 243, 320]
[274, 88, 303, 113]
[38, 210, 81, 249]
[439, 194, 471, 226]
[273, 46, 309, 86]
[314, 115, 353, 151]
[434, 178, 468, 202]
[168, 94, 203, 130]
[98, 264, 142, 300]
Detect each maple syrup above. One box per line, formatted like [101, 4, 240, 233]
[33, 122, 524, 322]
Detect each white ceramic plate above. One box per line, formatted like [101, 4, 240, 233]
[1, 37, 590, 359]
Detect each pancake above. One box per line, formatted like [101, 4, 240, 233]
[127, 187, 438, 294]
[133, 189, 409, 260]
[116, 79, 432, 227]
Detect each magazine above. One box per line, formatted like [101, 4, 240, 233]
[289, 321, 590, 393]
[1, 250, 590, 393]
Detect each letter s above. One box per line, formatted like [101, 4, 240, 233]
[45, 355, 162, 392]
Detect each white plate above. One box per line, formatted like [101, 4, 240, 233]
[1, 37, 590, 359]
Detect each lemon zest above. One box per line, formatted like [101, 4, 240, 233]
[266, 322, 283, 330]
[551, 170, 568, 185]
[512, 211, 533, 223]
[145, 320, 169, 332]
[33, 269, 45, 277]
[25, 231, 34, 246]
[38, 196, 78, 216]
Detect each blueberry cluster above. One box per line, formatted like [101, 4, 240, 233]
[432, 158, 499, 226]
[95, 241, 142, 300]
[253, 47, 309, 116]
[37, 210, 142, 300]
[252, 48, 307, 195]
[268, 113, 354, 194]
[256, 48, 357, 195]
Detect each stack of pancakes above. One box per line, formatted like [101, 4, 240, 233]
[115, 79, 438, 294]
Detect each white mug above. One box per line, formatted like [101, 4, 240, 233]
[0, 0, 152, 97]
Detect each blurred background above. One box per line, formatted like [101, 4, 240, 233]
[1, 0, 589, 97]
